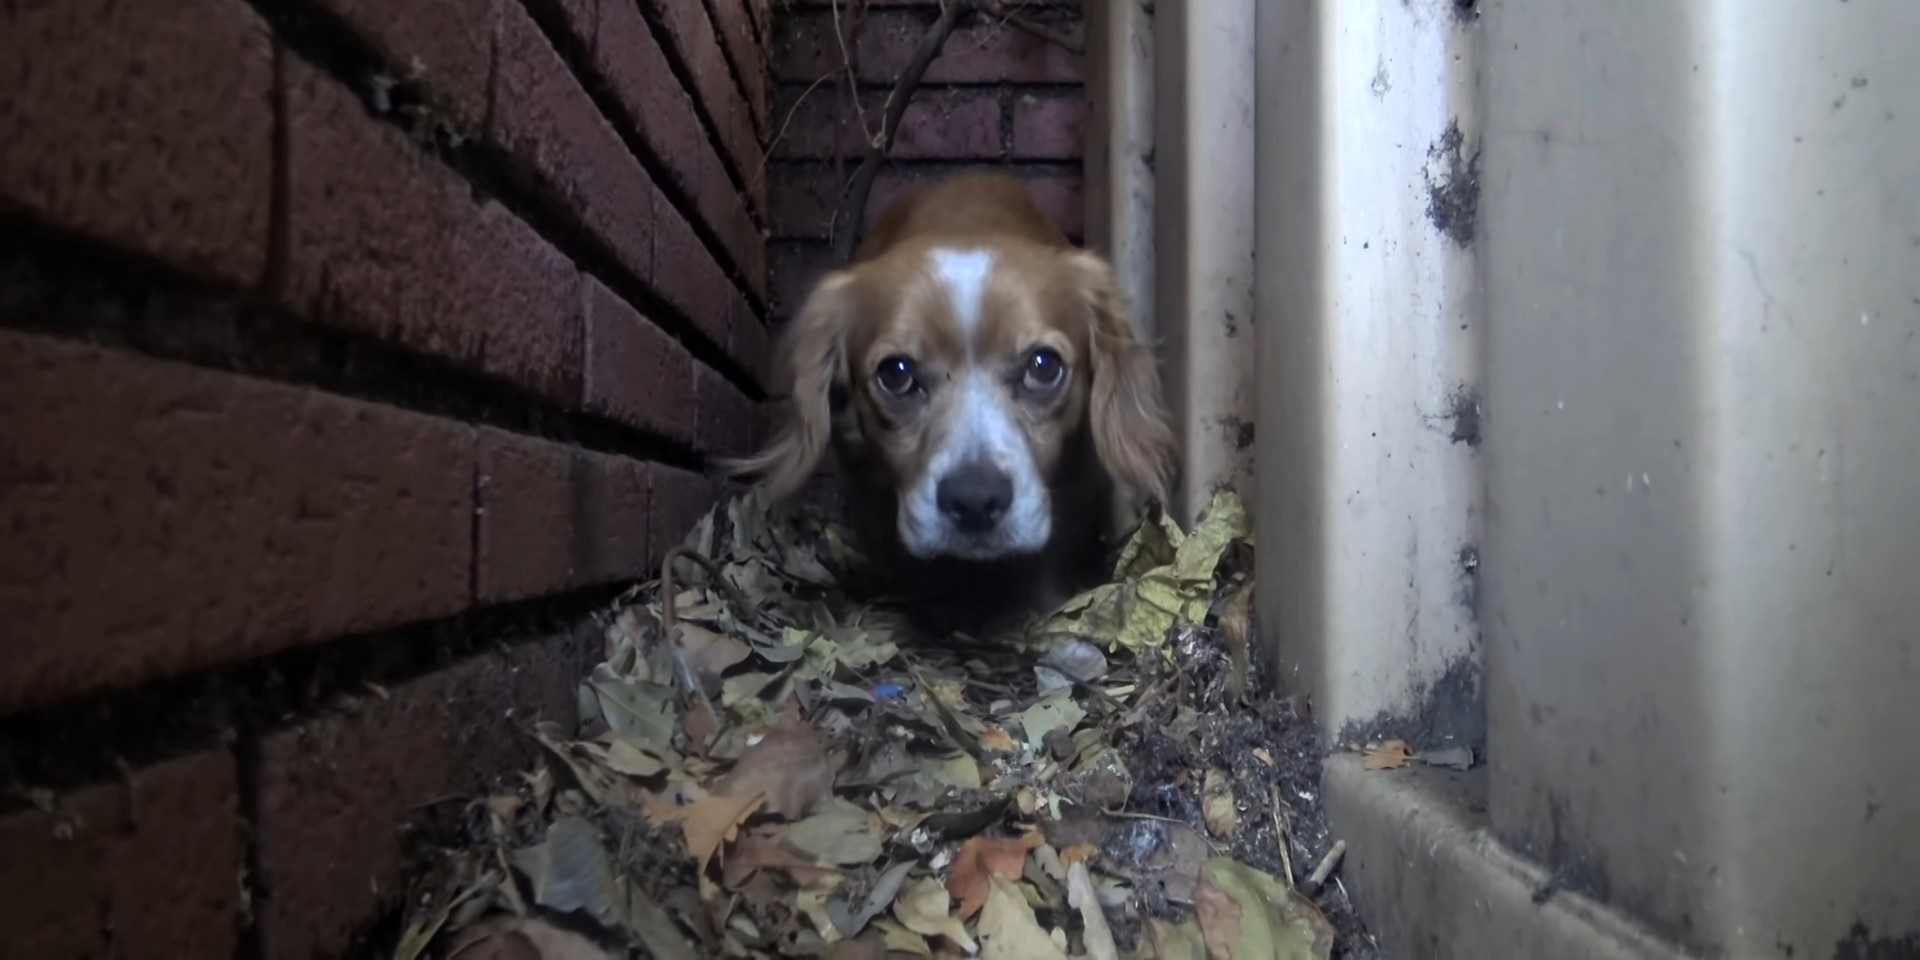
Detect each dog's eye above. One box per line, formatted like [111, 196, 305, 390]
[1022, 348, 1067, 392]
[874, 355, 918, 396]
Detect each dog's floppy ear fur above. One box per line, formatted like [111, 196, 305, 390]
[718, 271, 856, 498]
[1062, 250, 1177, 505]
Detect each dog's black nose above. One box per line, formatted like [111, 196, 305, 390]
[936, 462, 1014, 533]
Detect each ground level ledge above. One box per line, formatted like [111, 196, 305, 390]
[1322, 755, 1691, 960]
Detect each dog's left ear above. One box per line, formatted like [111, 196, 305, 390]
[1062, 250, 1176, 505]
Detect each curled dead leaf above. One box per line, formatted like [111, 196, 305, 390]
[1362, 739, 1415, 771]
[946, 831, 1044, 920]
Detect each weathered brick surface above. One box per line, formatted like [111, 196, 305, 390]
[708, 0, 772, 130]
[697, 364, 756, 460]
[1011, 90, 1088, 160]
[655, 0, 764, 164]
[476, 430, 577, 604]
[492, 2, 658, 284]
[653, 190, 738, 357]
[729, 290, 770, 386]
[476, 430, 659, 603]
[778, 8, 1083, 85]
[572, 452, 654, 587]
[253, 653, 546, 959]
[309, 0, 496, 130]
[0, 332, 474, 713]
[583, 278, 698, 444]
[596, 0, 705, 191]
[560, 0, 768, 289]
[774, 88, 1003, 160]
[651, 465, 720, 559]
[0, 0, 272, 289]
[772, 166, 1084, 241]
[0, 751, 240, 960]
[285, 61, 582, 400]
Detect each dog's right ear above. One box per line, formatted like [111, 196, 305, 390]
[717, 270, 856, 499]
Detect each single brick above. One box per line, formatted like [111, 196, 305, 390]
[0, 751, 239, 960]
[284, 61, 582, 400]
[696, 364, 756, 460]
[890, 91, 1006, 157]
[253, 655, 533, 959]
[772, 166, 1081, 241]
[653, 191, 736, 354]
[650, 465, 718, 560]
[583, 278, 698, 444]
[1011, 91, 1088, 160]
[475, 429, 577, 604]
[0, 0, 272, 289]
[475, 431, 657, 603]
[492, 2, 658, 284]
[571, 450, 653, 587]
[307, 0, 496, 131]
[778, 8, 1083, 86]
[775, 89, 1002, 160]
[707, 0, 772, 131]
[770, 85, 863, 160]
[0, 332, 474, 713]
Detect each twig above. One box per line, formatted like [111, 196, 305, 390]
[831, 0, 876, 145]
[1297, 839, 1347, 897]
[998, 11, 1083, 55]
[658, 546, 752, 638]
[1271, 786, 1295, 887]
[752, 69, 837, 193]
[829, 0, 988, 261]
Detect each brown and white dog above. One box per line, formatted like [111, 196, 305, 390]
[727, 174, 1175, 627]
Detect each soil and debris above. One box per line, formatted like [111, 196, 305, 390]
[387, 490, 1385, 960]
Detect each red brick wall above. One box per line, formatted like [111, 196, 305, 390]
[767, 0, 1088, 320]
[0, 0, 766, 955]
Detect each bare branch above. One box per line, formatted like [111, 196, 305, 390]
[828, 0, 989, 262]
[998, 10, 1083, 56]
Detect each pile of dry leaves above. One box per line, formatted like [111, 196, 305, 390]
[390, 490, 1380, 960]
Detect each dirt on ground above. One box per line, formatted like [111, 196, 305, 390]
[386, 490, 1383, 960]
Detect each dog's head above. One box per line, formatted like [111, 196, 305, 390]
[730, 204, 1174, 561]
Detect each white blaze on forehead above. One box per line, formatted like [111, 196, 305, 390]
[929, 248, 993, 343]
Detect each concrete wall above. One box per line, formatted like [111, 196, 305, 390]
[1236, 0, 1920, 956]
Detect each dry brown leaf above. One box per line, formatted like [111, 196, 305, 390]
[712, 722, 832, 820]
[946, 831, 1044, 920]
[1060, 842, 1099, 864]
[722, 828, 839, 888]
[1067, 860, 1120, 960]
[1194, 859, 1335, 960]
[1202, 769, 1241, 838]
[894, 877, 977, 954]
[1252, 748, 1275, 767]
[444, 916, 615, 960]
[681, 696, 720, 755]
[977, 727, 1019, 754]
[671, 622, 753, 695]
[1362, 739, 1415, 771]
[977, 875, 1070, 960]
[642, 792, 766, 879]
